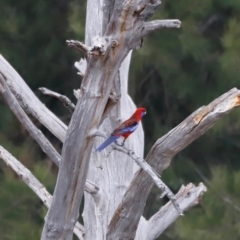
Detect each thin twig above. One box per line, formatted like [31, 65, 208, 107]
[113, 143, 183, 215]
[66, 40, 90, 55]
[39, 87, 75, 113]
[93, 131, 182, 214]
[143, 19, 181, 36]
[0, 145, 85, 240]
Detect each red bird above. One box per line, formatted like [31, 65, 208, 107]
[96, 108, 146, 152]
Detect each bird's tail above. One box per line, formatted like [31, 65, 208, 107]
[96, 135, 119, 152]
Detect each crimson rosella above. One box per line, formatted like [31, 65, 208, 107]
[96, 108, 146, 152]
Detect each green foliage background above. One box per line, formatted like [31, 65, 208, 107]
[1, 0, 240, 239]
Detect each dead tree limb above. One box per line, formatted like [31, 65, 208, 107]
[0, 55, 67, 142]
[107, 88, 240, 240]
[66, 40, 90, 56]
[136, 183, 207, 240]
[142, 19, 181, 36]
[0, 72, 61, 166]
[113, 143, 182, 215]
[0, 71, 99, 196]
[0, 146, 85, 240]
[39, 87, 75, 113]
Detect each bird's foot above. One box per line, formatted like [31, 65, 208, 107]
[115, 140, 125, 147]
[120, 139, 126, 146]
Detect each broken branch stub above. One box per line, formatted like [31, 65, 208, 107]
[66, 40, 90, 56]
[39, 87, 75, 113]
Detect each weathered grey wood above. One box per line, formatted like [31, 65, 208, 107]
[0, 72, 61, 166]
[0, 145, 84, 240]
[0, 1, 215, 239]
[66, 40, 90, 56]
[113, 143, 182, 215]
[0, 55, 67, 142]
[39, 87, 75, 113]
[136, 183, 207, 240]
[81, 1, 143, 240]
[41, 36, 129, 240]
[142, 19, 181, 36]
[82, 54, 144, 240]
[41, 1, 181, 239]
[0, 70, 100, 197]
[107, 88, 240, 240]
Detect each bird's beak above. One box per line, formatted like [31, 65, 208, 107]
[141, 111, 146, 117]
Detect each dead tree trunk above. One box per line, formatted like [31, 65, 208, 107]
[0, 1, 240, 240]
[82, 2, 144, 240]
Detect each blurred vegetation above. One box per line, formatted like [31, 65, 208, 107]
[1, 0, 240, 239]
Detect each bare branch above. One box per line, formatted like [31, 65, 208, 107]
[39, 87, 75, 113]
[85, 180, 100, 194]
[107, 88, 240, 240]
[0, 71, 100, 197]
[0, 72, 61, 166]
[90, 36, 109, 56]
[0, 145, 52, 207]
[66, 40, 90, 56]
[0, 55, 67, 142]
[0, 145, 85, 240]
[146, 183, 207, 240]
[91, 130, 181, 214]
[41, 1, 179, 238]
[143, 19, 181, 36]
[113, 144, 183, 215]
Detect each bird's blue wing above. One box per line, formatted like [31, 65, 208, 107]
[113, 121, 138, 134]
[96, 135, 120, 152]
